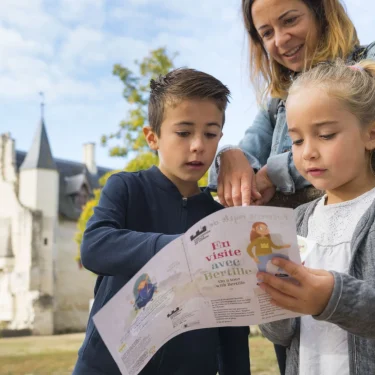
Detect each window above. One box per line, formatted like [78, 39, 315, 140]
[74, 185, 90, 210]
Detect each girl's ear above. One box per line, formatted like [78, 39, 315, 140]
[143, 127, 159, 151]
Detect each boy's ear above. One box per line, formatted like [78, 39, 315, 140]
[365, 122, 375, 151]
[143, 126, 159, 151]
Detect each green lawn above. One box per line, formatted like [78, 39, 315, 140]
[0, 333, 278, 375]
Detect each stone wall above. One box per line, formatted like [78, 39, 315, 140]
[54, 219, 95, 333]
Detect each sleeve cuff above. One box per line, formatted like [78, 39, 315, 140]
[214, 145, 242, 171]
[208, 145, 261, 190]
[313, 271, 342, 322]
[267, 152, 295, 194]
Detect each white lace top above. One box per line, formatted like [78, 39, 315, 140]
[299, 187, 375, 375]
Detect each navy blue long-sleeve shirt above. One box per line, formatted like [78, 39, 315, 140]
[76, 166, 250, 375]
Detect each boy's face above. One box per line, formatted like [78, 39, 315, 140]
[144, 98, 223, 196]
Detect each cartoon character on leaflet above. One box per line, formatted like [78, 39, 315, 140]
[247, 222, 290, 277]
[132, 274, 157, 311]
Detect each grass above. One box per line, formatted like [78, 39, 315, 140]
[0, 333, 278, 375]
[249, 336, 279, 375]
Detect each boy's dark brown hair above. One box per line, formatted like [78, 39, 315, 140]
[148, 68, 231, 136]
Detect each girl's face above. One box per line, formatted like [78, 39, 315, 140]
[287, 87, 375, 204]
[251, 0, 319, 72]
[138, 280, 147, 290]
[256, 224, 269, 236]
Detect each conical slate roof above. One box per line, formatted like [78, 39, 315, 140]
[20, 117, 57, 170]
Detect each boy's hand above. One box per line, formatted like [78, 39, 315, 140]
[257, 258, 334, 316]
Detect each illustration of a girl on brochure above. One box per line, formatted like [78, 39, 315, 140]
[247, 222, 290, 276]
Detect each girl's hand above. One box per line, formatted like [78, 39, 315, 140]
[253, 166, 276, 205]
[257, 258, 334, 316]
[217, 149, 261, 206]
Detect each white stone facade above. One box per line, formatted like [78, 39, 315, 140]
[0, 122, 109, 336]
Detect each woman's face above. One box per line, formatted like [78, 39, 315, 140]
[251, 0, 319, 72]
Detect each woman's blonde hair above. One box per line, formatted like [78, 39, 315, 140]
[242, 0, 359, 103]
[288, 59, 375, 169]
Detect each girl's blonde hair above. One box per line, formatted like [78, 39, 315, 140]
[289, 59, 375, 127]
[288, 59, 375, 169]
[242, 0, 359, 103]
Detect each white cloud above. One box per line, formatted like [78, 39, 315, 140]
[59, 26, 149, 71]
[125, 0, 239, 21]
[0, 27, 53, 61]
[0, 0, 65, 43]
[57, 0, 106, 27]
[109, 7, 149, 22]
[2, 0, 374, 170]
[0, 0, 149, 102]
[59, 27, 106, 65]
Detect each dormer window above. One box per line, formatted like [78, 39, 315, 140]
[74, 185, 90, 210]
[65, 174, 92, 212]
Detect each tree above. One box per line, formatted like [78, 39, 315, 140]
[101, 47, 177, 157]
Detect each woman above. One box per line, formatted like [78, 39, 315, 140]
[208, 0, 375, 373]
[209, 0, 375, 208]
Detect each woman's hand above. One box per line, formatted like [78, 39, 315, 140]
[257, 258, 335, 316]
[217, 149, 261, 206]
[253, 166, 276, 205]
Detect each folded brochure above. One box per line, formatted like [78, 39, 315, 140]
[93, 206, 311, 375]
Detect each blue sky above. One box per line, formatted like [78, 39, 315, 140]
[1, 0, 374, 170]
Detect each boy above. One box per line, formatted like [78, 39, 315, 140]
[72, 68, 250, 375]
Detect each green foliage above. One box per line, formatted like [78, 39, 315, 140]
[124, 152, 159, 172]
[101, 47, 177, 157]
[74, 188, 102, 251]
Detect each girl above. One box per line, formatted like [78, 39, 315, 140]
[247, 222, 290, 272]
[257, 59, 375, 375]
[211, 2, 374, 371]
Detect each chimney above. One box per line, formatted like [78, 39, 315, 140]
[83, 143, 97, 175]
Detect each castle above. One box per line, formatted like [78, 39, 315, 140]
[0, 116, 111, 336]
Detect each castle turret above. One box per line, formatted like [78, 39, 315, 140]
[18, 114, 58, 335]
[19, 117, 58, 215]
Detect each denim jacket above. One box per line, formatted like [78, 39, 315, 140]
[209, 42, 375, 194]
[259, 196, 375, 375]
